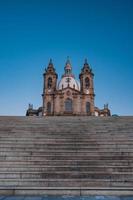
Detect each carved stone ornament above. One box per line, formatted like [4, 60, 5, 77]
[66, 90, 71, 96]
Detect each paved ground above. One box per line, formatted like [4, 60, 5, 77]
[0, 196, 133, 200]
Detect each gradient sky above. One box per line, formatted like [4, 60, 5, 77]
[0, 0, 133, 116]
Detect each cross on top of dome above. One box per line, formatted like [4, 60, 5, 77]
[63, 56, 75, 78]
[84, 58, 88, 65]
[66, 56, 71, 65]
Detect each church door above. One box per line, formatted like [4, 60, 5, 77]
[47, 102, 51, 114]
[86, 102, 90, 114]
[65, 98, 73, 113]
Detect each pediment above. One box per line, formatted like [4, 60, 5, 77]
[57, 86, 80, 95]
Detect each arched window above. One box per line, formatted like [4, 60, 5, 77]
[47, 102, 51, 113]
[65, 98, 72, 112]
[85, 77, 90, 88]
[47, 77, 52, 88]
[86, 102, 90, 113]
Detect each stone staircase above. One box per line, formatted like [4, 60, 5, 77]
[0, 116, 133, 195]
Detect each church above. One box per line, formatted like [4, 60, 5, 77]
[26, 58, 111, 116]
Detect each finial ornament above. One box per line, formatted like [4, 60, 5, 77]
[28, 103, 33, 109]
[66, 56, 71, 65]
[49, 58, 53, 65]
[104, 103, 108, 109]
[84, 58, 88, 65]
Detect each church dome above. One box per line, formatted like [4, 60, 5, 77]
[58, 76, 80, 91]
[57, 57, 80, 91]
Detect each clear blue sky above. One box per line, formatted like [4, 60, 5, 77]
[0, 0, 133, 116]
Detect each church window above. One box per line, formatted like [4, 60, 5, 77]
[48, 77, 52, 88]
[86, 102, 90, 113]
[47, 102, 51, 113]
[65, 98, 72, 112]
[85, 77, 90, 88]
[73, 84, 75, 89]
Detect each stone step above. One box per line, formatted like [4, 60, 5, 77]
[0, 133, 131, 137]
[0, 155, 133, 161]
[0, 150, 133, 155]
[0, 166, 132, 172]
[2, 122, 130, 125]
[0, 141, 133, 146]
[0, 151, 133, 157]
[1, 140, 133, 144]
[0, 178, 132, 187]
[0, 147, 133, 152]
[0, 159, 132, 165]
[1, 149, 133, 153]
[1, 136, 133, 140]
[1, 129, 133, 133]
[1, 122, 131, 125]
[0, 135, 133, 140]
[0, 171, 133, 179]
[1, 186, 133, 196]
[0, 144, 133, 149]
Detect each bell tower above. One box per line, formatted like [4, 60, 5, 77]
[79, 59, 95, 115]
[42, 59, 58, 115]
